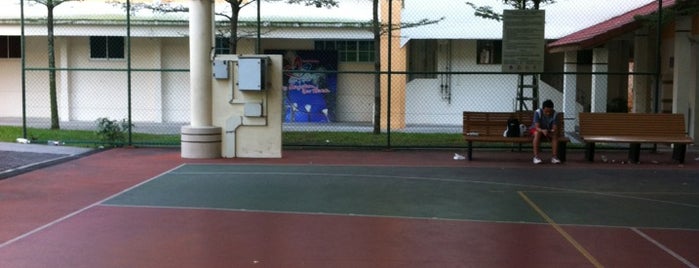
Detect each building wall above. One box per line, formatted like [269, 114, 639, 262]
[0, 58, 21, 117]
[258, 38, 375, 123]
[3, 33, 577, 128]
[405, 40, 571, 125]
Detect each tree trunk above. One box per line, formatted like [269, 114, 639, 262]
[228, 1, 241, 54]
[47, 4, 59, 129]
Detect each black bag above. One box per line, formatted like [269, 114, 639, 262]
[506, 118, 520, 137]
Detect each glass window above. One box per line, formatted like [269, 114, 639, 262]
[215, 37, 231, 55]
[314, 40, 375, 63]
[408, 39, 437, 80]
[90, 36, 124, 59]
[0, 36, 21, 58]
[477, 40, 502, 64]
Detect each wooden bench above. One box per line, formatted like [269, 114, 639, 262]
[578, 112, 694, 163]
[462, 111, 569, 161]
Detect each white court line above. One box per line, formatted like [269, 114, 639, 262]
[0, 164, 187, 249]
[632, 227, 698, 268]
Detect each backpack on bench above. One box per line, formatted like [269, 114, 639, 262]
[505, 118, 521, 137]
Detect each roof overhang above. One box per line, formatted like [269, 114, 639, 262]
[547, 0, 676, 53]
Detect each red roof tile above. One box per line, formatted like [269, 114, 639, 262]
[548, 0, 675, 53]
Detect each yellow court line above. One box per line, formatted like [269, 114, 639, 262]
[518, 191, 604, 268]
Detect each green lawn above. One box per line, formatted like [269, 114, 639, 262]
[0, 126, 588, 149]
[0, 126, 179, 147]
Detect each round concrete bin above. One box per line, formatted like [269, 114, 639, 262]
[181, 126, 222, 159]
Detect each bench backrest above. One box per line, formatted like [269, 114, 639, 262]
[463, 111, 564, 137]
[579, 112, 687, 137]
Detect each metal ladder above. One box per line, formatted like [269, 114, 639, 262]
[516, 74, 539, 112]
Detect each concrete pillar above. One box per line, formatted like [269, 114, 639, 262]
[181, 0, 221, 159]
[189, 0, 213, 127]
[632, 28, 652, 113]
[591, 48, 608, 113]
[562, 51, 577, 132]
[672, 16, 692, 117]
[379, 0, 407, 130]
[58, 37, 71, 120]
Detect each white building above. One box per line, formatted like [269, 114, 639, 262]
[3, 0, 688, 137]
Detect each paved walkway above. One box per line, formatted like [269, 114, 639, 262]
[0, 142, 93, 178]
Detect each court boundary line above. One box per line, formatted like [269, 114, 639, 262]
[100, 200, 699, 232]
[0, 164, 187, 249]
[518, 191, 603, 268]
[631, 227, 698, 268]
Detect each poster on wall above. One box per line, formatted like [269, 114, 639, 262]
[267, 50, 338, 123]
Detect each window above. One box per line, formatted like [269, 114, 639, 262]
[477, 40, 502, 64]
[408, 39, 437, 80]
[0, 36, 21, 58]
[90, 36, 124, 59]
[315, 40, 375, 62]
[215, 37, 231, 55]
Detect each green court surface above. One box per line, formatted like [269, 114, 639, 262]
[103, 164, 699, 230]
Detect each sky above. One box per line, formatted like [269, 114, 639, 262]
[1, 0, 660, 40]
[400, 0, 658, 40]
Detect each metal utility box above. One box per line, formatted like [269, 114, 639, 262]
[213, 60, 229, 79]
[237, 57, 268, 91]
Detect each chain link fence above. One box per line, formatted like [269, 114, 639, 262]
[1, 0, 661, 148]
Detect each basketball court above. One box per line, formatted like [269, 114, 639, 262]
[0, 148, 698, 267]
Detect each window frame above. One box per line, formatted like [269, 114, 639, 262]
[408, 39, 437, 81]
[215, 36, 231, 55]
[89, 36, 125, 60]
[0, 36, 21, 59]
[476, 40, 502, 65]
[314, 40, 375, 63]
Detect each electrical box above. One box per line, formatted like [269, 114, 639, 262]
[243, 103, 263, 117]
[238, 57, 268, 91]
[213, 60, 229, 79]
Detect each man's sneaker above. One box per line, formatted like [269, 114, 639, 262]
[551, 157, 561, 164]
[533, 157, 543, 164]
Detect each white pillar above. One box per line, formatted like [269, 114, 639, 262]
[591, 48, 608, 113]
[58, 37, 71, 120]
[181, 0, 221, 159]
[562, 51, 577, 132]
[189, 0, 213, 127]
[673, 16, 692, 116]
[632, 28, 651, 113]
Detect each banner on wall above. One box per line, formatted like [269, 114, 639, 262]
[267, 50, 338, 123]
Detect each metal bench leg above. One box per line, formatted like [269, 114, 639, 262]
[585, 142, 595, 162]
[672, 144, 687, 164]
[558, 141, 567, 162]
[467, 141, 473, 161]
[629, 143, 641, 164]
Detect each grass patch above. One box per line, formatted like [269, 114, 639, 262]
[2, 126, 591, 149]
[0, 126, 179, 147]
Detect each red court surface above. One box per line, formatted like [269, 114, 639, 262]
[0, 147, 698, 267]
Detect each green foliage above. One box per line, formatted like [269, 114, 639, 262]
[95, 117, 133, 147]
[466, 0, 556, 21]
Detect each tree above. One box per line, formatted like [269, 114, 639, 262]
[119, 0, 340, 54]
[29, 0, 83, 129]
[466, 0, 555, 19]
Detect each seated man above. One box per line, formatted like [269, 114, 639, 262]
[530, 99, 560, 164]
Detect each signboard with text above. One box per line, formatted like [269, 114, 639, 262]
[502, 9, 545, 73]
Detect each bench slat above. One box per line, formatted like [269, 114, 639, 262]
[582, 135, 692, 144]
